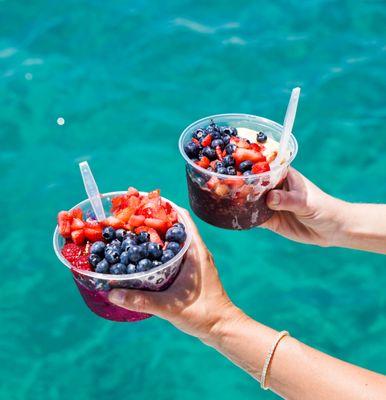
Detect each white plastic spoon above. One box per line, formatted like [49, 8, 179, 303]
[274, 87, 301, 166]
[79, 161, 106, 221]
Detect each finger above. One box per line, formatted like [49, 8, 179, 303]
[285, 167, 305, 189]
[266, 189, 306, 213]
[108, 289, 164, 315]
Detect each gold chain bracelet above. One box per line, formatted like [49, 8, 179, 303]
[260, 330, 290, 390]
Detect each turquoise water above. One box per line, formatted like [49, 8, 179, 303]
[1, 1, 386, 399]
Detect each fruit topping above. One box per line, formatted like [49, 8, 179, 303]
[58, 188, 187, 275]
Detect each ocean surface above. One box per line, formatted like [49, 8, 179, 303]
[1, 1, 386, 399]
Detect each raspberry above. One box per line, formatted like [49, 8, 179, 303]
[61, 243, 83, 264]
[74, 254, 92, 271]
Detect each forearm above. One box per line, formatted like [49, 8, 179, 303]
[201, 306, 386, 400]
[334, 202, 386, 254]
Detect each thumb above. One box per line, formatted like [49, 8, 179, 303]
[108, 289, 162, 315]
[266, 189, 306, 213]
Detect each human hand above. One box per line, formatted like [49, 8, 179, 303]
[108, 209, 240, 340]
[262, 168, 346, 247]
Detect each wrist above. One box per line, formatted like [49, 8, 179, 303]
[199, 303, 249, 348]
[319, 196, 352, 248]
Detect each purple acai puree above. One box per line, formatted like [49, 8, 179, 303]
[74, 278, 152, 322]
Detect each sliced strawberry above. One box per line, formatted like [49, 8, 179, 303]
[167, 210, 178, 224]
[74, 254, 92, 271]
[127, 187, 140, 197]
[135, 226, 163, 245]
[233, 148, 266, 167]
[223, 178, 244, 189]
[102, 216, 124, 229]
[251, 161, 270, 174]
[70, 208, 83, 220]
[249, 143, 262, 152]
[71, 218, 85, 231]
[111, 195, 129, 213]
[207, 176, 219, 190]
[192, 138, 200, 145]
[144, 217, 171, 234]
[229, 137, 240, 145]
[71, 229, 85, 245]
[84, 227, 103, 242]
[201, 134, 212, 147]
[116, 207, 135, 223]
[147, 189, 161, 199]
[129, 214, 146, 227]
[163, 201, 173, 214]
[195, 156, 210, 169]
[58, 211, 72, 238]
[215, 146, 223, 161]
[61, 243, 84, 264]
[236, 139, 251, 149]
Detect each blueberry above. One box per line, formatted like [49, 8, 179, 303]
[161, 249, 175, 263]
[220, 126, 232, 136]
[121, 238, 136, 252]
[139, 242, 149, 258]
[225, 143, 237, 155]
[152, 260, 163, 268]
[88, 253, 102, 267]
[226, 166, 236, 175]
[147, 242, 163, 260]
[95, 259, 110, 273]
[166, 241, 181, 255]
[230, 127, 238, 136]
[127, 245, 143, 263]
[120, 251, 130, 265]
[173, 222, 185, 230]
[257, 131, 267, 143]
[115, 229, 127, 241]
[110, 239, 122, 247]
[105, 243, 122, 255]
[223, 155, 235, 167]
[126, 263, 137, 274]
[184, 142, 199, 159]
[243, 170, 253, 175]
[165, 226, 187, 243]
[110, 263, 127, 275]
[102, 227, 115, 242]
[217, 166, 228, 175]
[123, 232, 137, 241]
[210, 130, 222, 140]
[211, 139, 224, 149]
[105, 249, 121, 264]
[136, 258, 153, 272]
[222, 134, 230, 145]
[137, 231, 150, 244]
[239, 160, 253, 172]
[193, 128, 206, 140]
[90, 241, 106, 256]
[202, 146, 216, 160]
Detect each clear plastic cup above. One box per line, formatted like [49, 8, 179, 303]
[53, 191, 192, 322]
[179, 114, 298, 230]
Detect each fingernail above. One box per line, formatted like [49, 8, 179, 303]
[270, 192, 280, 206]
[109, 290, 125, 305]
